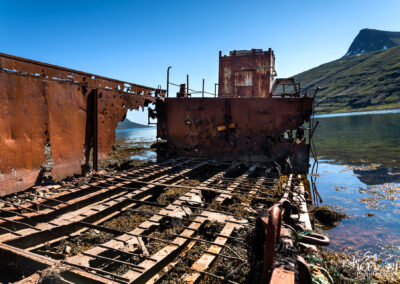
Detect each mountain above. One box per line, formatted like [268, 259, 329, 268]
[294, 29, 400, 114]
[117, 118, 149, 129]
[345, 29, 400, 56]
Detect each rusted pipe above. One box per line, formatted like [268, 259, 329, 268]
[262, 204, 282, 276]
[187, 74, 189, 97]
[297, 256, 312, 284]
[269, 227, 295, 284]
[268, 227, 312, 283]
[167, 66, 172, 98]
[299, 233, 330, 246]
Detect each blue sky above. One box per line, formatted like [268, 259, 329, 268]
[1, 0, 399, 123]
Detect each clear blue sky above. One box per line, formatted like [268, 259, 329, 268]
[1, 0, 399, 123]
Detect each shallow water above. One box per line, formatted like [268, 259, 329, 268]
[313, 109, 400, 255]
[115, 127, 157, 161]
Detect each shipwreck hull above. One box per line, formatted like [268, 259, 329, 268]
[0, 53, 160, 196]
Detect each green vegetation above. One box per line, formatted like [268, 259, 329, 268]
[295, 45, 400, 114]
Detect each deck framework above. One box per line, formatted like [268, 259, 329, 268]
[0, 158, 319, 283]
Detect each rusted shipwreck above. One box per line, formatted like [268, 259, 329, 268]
[0, 50, 326, 283]
[157, 49, 313, 173]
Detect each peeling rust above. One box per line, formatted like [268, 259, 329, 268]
[218, 49, 276, 98]
[0, 52, 163, 196]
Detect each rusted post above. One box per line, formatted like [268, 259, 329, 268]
[167, 66, 172, 98]
[93, 89, 99, 171]
[187, 74, 189, 96]
[202, 78, 205, 98]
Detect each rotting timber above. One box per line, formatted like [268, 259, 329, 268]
[0, 49, 325, 283]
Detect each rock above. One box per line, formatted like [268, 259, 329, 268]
[312, 205, 346, 226]
[64, 245, 71, 254]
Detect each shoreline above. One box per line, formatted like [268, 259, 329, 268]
[315, 107, 400, 118]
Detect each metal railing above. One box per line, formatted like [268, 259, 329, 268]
[166, 66, 218, 98]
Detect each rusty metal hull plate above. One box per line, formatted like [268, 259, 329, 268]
[0, 52, 160, 196]
[0, 73, 48, 195]
[157, 97, 313, 173]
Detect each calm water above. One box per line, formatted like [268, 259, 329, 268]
[116, 127, 157, 161]
[313, 109, 400, 255]
[116, 109, 400, 255]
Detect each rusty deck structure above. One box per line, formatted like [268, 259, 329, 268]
[0, 159, 327, 283]
[0, 49, 324, 283]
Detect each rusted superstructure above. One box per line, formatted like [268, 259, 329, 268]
[0, 53, 163, 196]
[157, 49, 314, 173]
[218, 49, 275, 98]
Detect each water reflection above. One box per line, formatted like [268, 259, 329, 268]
[314, 109, 400, 185]
[313, 109, 400, 254]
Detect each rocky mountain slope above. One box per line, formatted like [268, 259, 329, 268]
[295, 29, 400, 114]
[345, 28, 400, 56]
[117, 118, 149, 129]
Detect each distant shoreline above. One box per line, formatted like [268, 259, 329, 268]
[116, 125, 156, 131]
[315, 108, 400, 118]
[117, 118, 153, 129]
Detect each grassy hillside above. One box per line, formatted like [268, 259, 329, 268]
[295, 45, 400, 114]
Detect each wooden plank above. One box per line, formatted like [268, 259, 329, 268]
[0, 160, 181, 225]
[121, 165, 256, 282]
[65, 161, 209, 268]
[183, 222, 238, 283]
[145, 238, 199, 284]
[0, 161, 202, 244]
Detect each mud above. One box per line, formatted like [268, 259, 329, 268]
[46, 229, 114, 256]
[103, 211, 148, 232]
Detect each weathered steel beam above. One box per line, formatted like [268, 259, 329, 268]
[0, 52, 166, 196]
